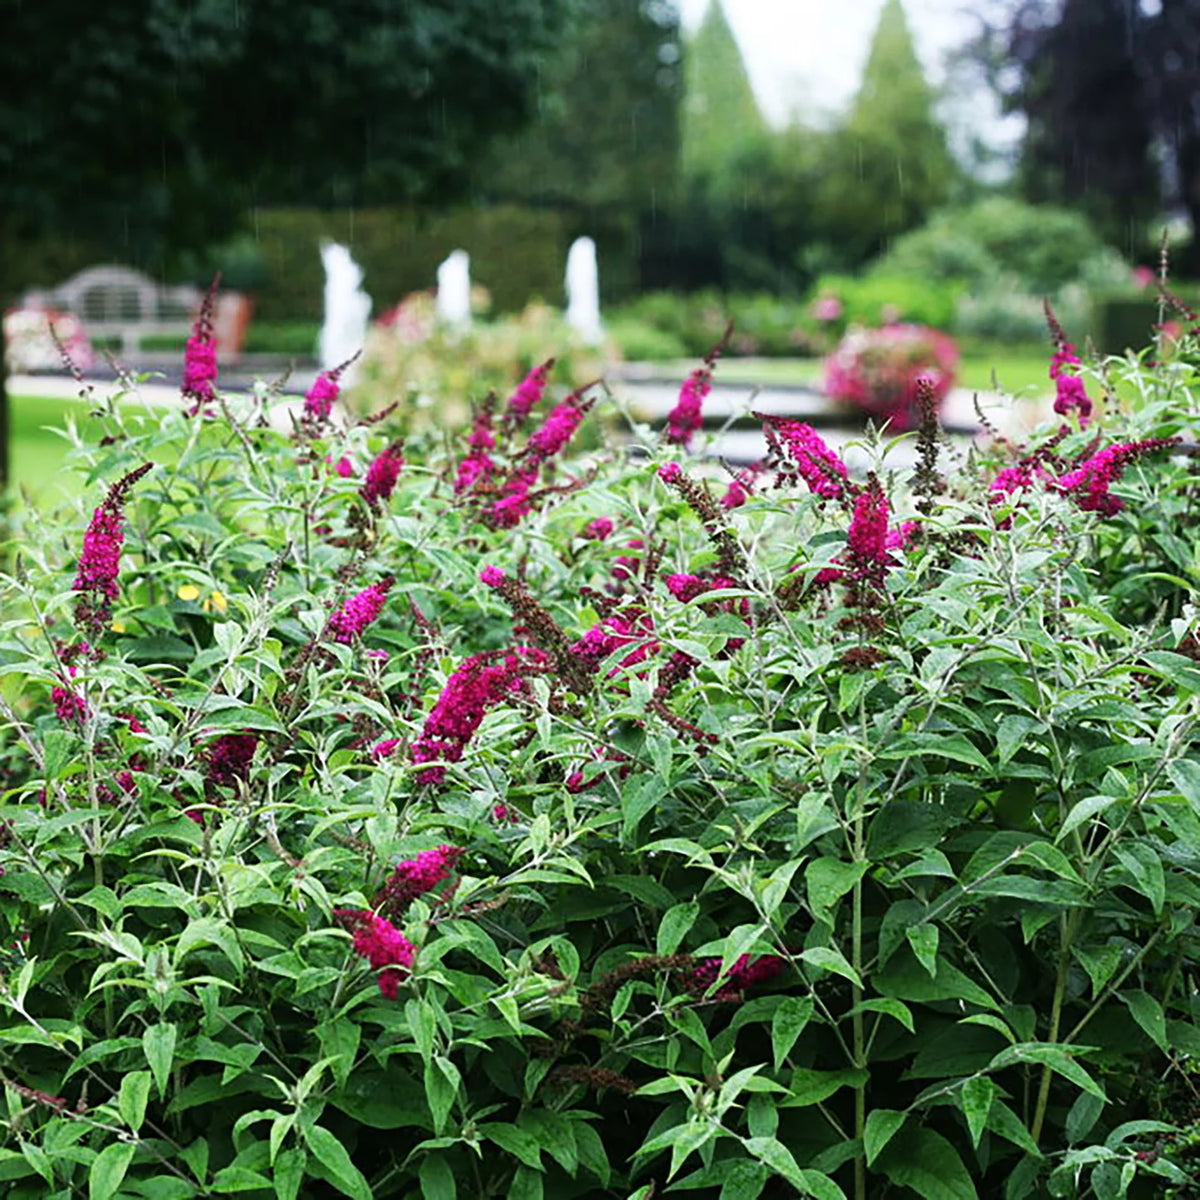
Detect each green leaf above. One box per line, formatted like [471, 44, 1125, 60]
[518, 1110, 578, 1176]
[419, 1154, 456, 1200]
[1066, 1091, 1106, 1145]
[876, 1127, 978, 1199]
[143, 1022, 177, 1098]
[508, 1164, 544, 1200]
[866, 800, 962, 858]
[273, 1148, 305, 1200]
[1119, 990, 1167, 1050]
[621, 774, 666, 845]
[988, 1043, 1107, 1101]
[907, 925, 938, 978]
[781, 1068, 868, 1107]
[864, 1109, 905, 1166]
[118, 1070, 151, 1130]
[987, 1102, 1042, 1158]
[301, 1125, 371, 1200]
[481, 1123, 543, 1171]
[719, 1161, 770, 1200]
[771, 996, 814, 1070]
[743, 1138, 845, 1198]
[961, 1076, 995, 1149]
[211, 1166, 274, 1191]
[1114, 844, 1165, 916]
[799, 945, 861, 988]
[424, 1056, 459, 1134]
[89, 1142, 136, 1200]
[1074, 944, 1122, 997]
[844, 998, 915, 1034]
[805, 858, 868, 925]
[1168, 758, 1200, 811]
[1057, 795, 1118, 843]
[317, 1019, 361, 1089]
[175, 917, 246, 975]
[878, 899, 926, 967]
[876, 956, 999, 1011]
[657, 901, 699, 956]
[878, 732, 990, 770]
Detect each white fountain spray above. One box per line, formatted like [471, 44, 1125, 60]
[319, 241, 371, 386]
[435, 249, 472, 328]
[565, 236, 603, 345]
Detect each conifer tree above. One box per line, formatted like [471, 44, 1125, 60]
[680, 0, 768, 195]
[814, 0, 956, 265]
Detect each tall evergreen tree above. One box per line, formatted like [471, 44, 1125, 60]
[814, 0, 957, 265]
[679, 0, 768, 194]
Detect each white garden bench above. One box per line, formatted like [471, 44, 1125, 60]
[22, 265, 201, 356]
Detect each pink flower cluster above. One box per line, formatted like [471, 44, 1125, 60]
[1051, 438, 1179, 515]
[303, 370, 340, 423]
[335, 909, 416, 1000]
[74, 504, 123, 603]
[182, 279, 220, 410]
[361, 443, 405, 508]
[722, 465, 761, 510]
[846, 482, 892, 582]
[487, 468, 538, 529]
[666, 366, 712, 447]
[206, 733, 258, 788]
[1049, 340, 1092, 422]
[328, 577, 393, 643]
[504, 359, 554, 426]
[371, 737, 401, 760]
[759, 416, 848, 499]
[52, 669, 87, 724]
[527, 394, 590, 461]
[378, 845, 464, 910]
[989, 463, 1038, 498]
[823, 324, 958, 430]
[611, 538, 645, 587]
[582, 517, 614, 541]
[569, 611, 658, 675]
[183, 336, 218, 406]
[455, 405, 497, 495]
[687, 953, 785, 1002]
[72, 462, 152, 634]
[411, 648, 549, 784]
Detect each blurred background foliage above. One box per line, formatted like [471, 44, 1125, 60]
[6, 0, 1200, 359]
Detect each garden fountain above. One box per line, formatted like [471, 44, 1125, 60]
[565, 236, 603, 344]
[436, 249, 472, 327]
[319, 241, 371, 385]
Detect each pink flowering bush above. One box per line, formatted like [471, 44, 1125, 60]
[823, 321, 959, 429]
[4, 309, 1200, 1200]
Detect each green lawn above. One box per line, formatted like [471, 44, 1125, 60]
[9, 394, 156, 507]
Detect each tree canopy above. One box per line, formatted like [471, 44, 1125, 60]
[475, 0, 683, 213]
[981, 0, 1200, 260]
[813, 0, 956, 264]
[0, 0, 577, 267]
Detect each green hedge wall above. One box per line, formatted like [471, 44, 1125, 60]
[250, 205, 594, 322]
[1091, 289, 1200, 355]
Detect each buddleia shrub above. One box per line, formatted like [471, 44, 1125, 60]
[4, 296, 1200, 1200]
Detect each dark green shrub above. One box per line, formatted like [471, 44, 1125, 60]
[878, 198, 1116, 294]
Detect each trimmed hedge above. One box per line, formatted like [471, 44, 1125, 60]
[250, 206, 584, 323]
[1091, 289, 1200, 355]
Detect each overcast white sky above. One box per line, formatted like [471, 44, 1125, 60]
[677, 0, 1020, 162]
